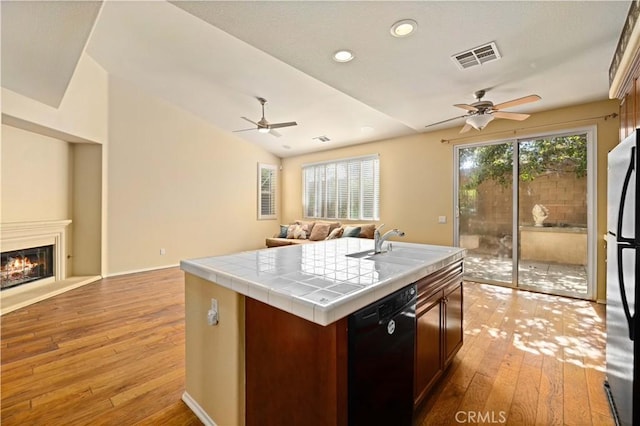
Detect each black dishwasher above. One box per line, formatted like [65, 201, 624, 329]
[348, 284, 417, 426]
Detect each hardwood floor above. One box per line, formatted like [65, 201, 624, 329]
[1, 269, 613, 425]
[415, 282, 613, 426]
[1, 268, 200, 425]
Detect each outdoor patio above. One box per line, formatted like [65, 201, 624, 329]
[463, 253, 588, 297]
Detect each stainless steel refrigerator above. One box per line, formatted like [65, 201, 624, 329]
[606, 129, 639, 426]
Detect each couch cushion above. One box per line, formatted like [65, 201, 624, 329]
[277, 225, 289, 238]
[295, 220, 316, 236]
[342, 226, 362, 238]
[325, 227, 344, 240]
[309, 222, 332, 241]
[265, 238, 294, 248]
[349, 223, 376, 239]
[287, 224, 309, 240]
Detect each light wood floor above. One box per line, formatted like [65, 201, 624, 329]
[1, 268, 613, 425]
[415, 282, 613, 426]
[1, 268, 200, 425]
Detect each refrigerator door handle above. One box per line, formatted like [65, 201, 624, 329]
[617, 244, 636, 341]
[616, 146, 636, 244]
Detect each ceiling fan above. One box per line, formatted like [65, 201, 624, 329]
[425, 90, 541, 133]
[233, 97, 297, 137]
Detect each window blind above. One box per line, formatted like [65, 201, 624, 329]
[258, 163, 277, 220]
[302, 155, 379, 220]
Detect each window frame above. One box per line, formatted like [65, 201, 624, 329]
[302, 154, 380, 221]
[258, 163, 278, 220]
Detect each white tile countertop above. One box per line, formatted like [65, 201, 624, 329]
[180, 238, 465, 326]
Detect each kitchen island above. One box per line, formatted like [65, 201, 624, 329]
[180, 238, 465, 426]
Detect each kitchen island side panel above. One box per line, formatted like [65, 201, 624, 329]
[184, 273, 246, 426]
[246, 297, 349, 426]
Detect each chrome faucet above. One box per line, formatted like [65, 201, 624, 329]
[374, 224, 405, 254]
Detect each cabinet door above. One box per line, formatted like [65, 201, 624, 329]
[444, 281, 463, 365]
[414, 290, 442, 406]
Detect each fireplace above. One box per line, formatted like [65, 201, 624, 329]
[1, 245, 54, 290]
[0, 220, 71, 293]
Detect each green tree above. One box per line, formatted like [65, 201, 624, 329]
[460, 134, 587, 190]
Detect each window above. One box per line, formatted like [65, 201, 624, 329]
[303, 155, 379, 220]
[258, 163, 277, 220]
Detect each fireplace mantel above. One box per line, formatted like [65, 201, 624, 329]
[0, 219, 101, 315]
[1, 220, 72, 283]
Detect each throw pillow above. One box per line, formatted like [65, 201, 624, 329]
[295, 220, 316, 235]
[277, 224, 289, 238]
[342, 226, 361, 238]
[325, 227, 344, 240]
[349, 223, 376, 239]
[286, 224, 297, 239]
[309, 222, 331, 241]
[287, 224, 308, 240]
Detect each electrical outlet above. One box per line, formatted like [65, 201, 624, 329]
[438, 216, 447, 224]
[160, 248, 166, 255]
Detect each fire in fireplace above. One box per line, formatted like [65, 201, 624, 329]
[1, 245, 54, 290]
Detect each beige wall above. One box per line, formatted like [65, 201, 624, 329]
[72, 144, 103, 276]
[184, 273, 245, 426]
[106, 77, 281, 275]
[1, 54, 108, 145]
[1, 124, 104, 278]
[1, 125, 72, 222]
[281, 99, 620, 301]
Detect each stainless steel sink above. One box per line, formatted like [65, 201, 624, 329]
[345, 249, 424, 265]
[345, 250, 378, 259]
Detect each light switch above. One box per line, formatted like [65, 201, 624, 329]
[438, 216, 447, 224]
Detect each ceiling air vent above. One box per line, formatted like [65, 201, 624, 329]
[451, 42, 501, 70]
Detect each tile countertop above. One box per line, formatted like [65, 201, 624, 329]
[180, 238, 465, 326]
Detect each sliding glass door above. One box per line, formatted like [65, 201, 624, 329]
[455, 130, 593, 299]
[457, 142, 514, 284]
[516, 134, 589, 297]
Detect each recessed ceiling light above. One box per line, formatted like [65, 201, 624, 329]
[390, 19, 417, 38]
[282, 145, 291, 149]
[333, 50, 354, 63]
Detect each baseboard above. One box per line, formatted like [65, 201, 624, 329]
[182, 391, 217, 426]
[105, 264, 180, 278]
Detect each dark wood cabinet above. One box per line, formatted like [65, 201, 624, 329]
[415, 288, 442, 406]
[444, 280, 463, 365]
[413, 260, 464, 408]
[610, 4, 640, 140]
[245, 259, 464, 424]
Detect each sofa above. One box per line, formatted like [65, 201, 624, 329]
[265, 220, 377, 248]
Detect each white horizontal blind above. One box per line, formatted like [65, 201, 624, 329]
[303, 155, 379, 220]
[258, 163, 277, 220]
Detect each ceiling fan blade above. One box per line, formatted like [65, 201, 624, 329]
[241, 116, 259, 126]
[454, 103, 478, 112]
[424, 115, 469, 128]
[459, 123, 473, 134]
[493, 111, 530, 121]
[268, 121, 297, 129]
[269, 129, 282, 137]
[233, 128, 257, 133]
[493, 94, 541, 110]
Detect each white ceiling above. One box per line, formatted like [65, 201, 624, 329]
[1, 1, 630, 157]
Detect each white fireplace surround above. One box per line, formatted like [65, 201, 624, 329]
[1, 220, 72, 284]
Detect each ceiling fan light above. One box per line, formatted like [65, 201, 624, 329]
[258, 127, 270, 134]
[466, 114, 494, 130]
